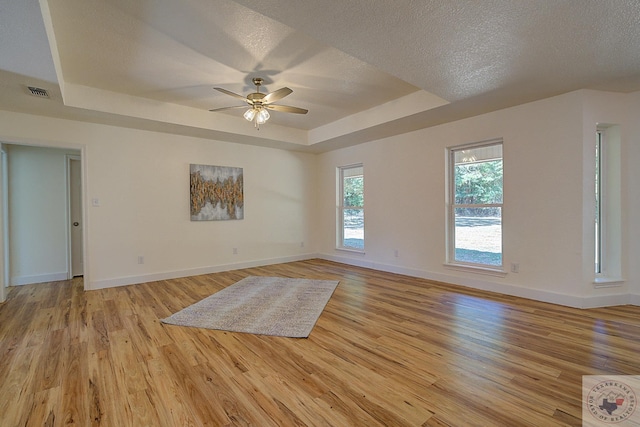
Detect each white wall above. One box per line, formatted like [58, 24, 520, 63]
[580, 90, 633, 303]
[0, 111, 317, 290]
[0, 89, 636, 307]
[624, 91, 640, 302]
[317, 90, 639, 308]
[7, 144, 79, 285]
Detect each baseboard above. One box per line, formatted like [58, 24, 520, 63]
[318, 253, 639, 309]
[626, 293, 640, 306]
[87, 252, 640, 309]
[87, 254, 317, 290]
[580, 293, 639, 309]
[10, 272, 69, 286]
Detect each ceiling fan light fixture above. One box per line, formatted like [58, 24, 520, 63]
[256, 109, 270, 124]
[243, 108, 256, 121]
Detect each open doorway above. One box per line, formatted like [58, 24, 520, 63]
[3, 145, 82, 287]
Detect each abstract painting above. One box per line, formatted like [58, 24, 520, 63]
[190, 164, 244, 221]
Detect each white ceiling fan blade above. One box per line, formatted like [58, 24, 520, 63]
[214, 87, 249, 103]
[263, 87, 292, 104]
[266, 104, 308, 114]
[209, 105, 248, 112]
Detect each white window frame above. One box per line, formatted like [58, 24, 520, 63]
[594, 125, 623, 285]
[337, 164, 364, 252]
[595, 129, 603, 275]
[446, 139, 504, 273]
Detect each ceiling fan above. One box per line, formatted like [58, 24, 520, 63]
[209, 77, 308, 129]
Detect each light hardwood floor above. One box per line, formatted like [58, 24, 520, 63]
[1, 259, 639, 426]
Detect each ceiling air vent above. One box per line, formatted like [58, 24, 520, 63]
[27, 86, 50, 98]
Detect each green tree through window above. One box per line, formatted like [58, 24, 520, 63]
[344, 175, 363, 207]
[455, 160, 503, 214]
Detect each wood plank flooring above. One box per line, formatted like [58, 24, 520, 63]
[1, 259, 639, 426]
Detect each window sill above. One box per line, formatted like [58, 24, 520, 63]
[444, 262, 507, 277]
[593, 277, 625, 288]
[336, 247, 365, 255]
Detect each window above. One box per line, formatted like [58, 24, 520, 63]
[595, 130, 602, 274]
[338, 164, 364, 251]
[594, 125, 622, 283]
[447, 140, 503, 268]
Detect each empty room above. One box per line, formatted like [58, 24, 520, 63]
[1, 1, 639, 426]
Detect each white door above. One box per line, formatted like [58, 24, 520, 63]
[70, 158, 83, 277]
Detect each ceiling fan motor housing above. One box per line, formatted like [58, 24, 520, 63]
[247, 92, 266, 104]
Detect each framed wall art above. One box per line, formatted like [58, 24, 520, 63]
[190, 164, 244, 221]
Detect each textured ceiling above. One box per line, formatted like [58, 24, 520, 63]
[234, 0, 640, 99]
[1, 0, 640, 152]
[47, 0, 420, 128]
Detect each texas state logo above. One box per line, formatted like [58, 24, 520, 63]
[584, 378, 638, 425]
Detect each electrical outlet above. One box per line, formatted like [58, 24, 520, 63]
[138, 255, 144, 265]
[300, 241, 305, 248]
[510, 263, 519, 273]
[233, 248, 238, 255]
[394, 249, 399, 258]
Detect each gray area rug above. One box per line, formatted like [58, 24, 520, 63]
[162, 276, 339, 338]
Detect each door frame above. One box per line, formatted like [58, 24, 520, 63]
[0, 139, 88, 295]
[66, 154, 83, 279]
[0, 146, 7, 303]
